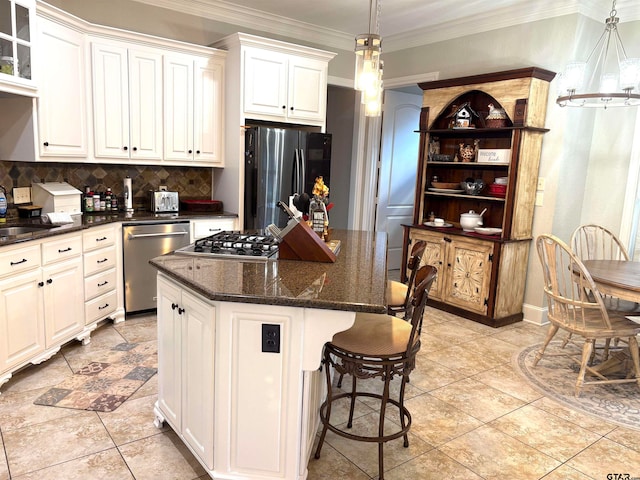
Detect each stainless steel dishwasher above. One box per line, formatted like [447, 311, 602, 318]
[123, 221, 191, 314]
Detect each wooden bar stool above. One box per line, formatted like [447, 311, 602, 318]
[314, 265, 437, 480]
[387, 240, 426, 317]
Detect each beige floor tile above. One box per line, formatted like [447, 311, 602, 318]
[491, 321, 549, 347]
[12, 448, 134, 480]
[98, 394, 167, 446]
[385, 448, 484, 480]
[430, 377, 526, 423]
[472, 363, 543, 402]
[490, 404, 601, 461]
[129, 372, 158, 401]
[540, 464, 596, 479]
[408, 355, 468, 392]
[60, 325, 127, 369]
[440, 424, 561, 479]
[317, 389, 376, 426]
[421, 321, 485, 346]
[0, 435, 7, 480]
[0, 386, 80, 431]
[465, 335, 522, 361]
[114, 315, 158, 343]
[308, 438, 370, 480]
[118, 431, 206, 480]
[1, 354, 72, 395]
[3, 411, 115, 477]
[567, 437, 640, 478]
[423, 341, 509, 376]
[402, 393, 483, 446]
[531, 397, 618, 436]
[606, 426, 640, 453]
[319, 411, 432, 478]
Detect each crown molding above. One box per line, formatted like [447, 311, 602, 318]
[129, 0, 640, 54]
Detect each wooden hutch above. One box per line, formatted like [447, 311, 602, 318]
[402, 67, 555, 327]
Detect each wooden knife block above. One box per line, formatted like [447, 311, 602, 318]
[278, 221, 336, 263]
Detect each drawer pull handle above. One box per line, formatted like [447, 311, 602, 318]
[58, 247, 72, 253]
[96, 236, 108, 242]
[97, 258, 108, 264]
[98, 303, 110, 310]
[209, 228, 222, 232]
[10, 258, 27, 266]
[97, 281, 109, 287]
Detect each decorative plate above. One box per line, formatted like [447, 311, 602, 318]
[424, 221, 453, 228]
[428, 188, 464, 193]
[474, 227, 502, 235]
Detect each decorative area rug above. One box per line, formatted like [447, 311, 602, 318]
[34, 342, 157, 412]
[514, 341, 640, 431]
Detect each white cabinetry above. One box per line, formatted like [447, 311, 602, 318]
[189, 217, 237, 242]
[82, 223, 124, 331]
[243, 46, 328, 124]
[155, 274, 215, 469]
[91, 41, 163, 161]
[36, 14, 88, 158]
[0, 232, 84, 392]
[0, 0, 36, 96]
[164, 53, 224, 165]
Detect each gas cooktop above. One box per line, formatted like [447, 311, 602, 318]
[175, 231, 279, 261]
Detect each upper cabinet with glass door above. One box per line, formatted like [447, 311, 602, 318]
[0, 0, 36, 96]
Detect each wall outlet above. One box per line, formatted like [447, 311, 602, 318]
[13, 187, 31, 204]
[536, 177, 546, 191]
[261, 324, 280, 353]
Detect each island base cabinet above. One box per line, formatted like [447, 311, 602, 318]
[155, 274, 215, 470]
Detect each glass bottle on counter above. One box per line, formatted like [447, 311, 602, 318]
[105, 188, 112, 211]
[308, 195, 328, 240]
[84, 186, 94, 212]
[93, 193, 101, 212]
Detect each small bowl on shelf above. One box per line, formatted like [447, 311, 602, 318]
[431, 182, 459, 189]
[494, 177, 508, 185]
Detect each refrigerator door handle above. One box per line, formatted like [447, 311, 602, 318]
[299, 148, 306, 193]
[293, 149, 300, 193]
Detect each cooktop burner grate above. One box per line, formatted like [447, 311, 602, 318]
[176, 231, 279, 260]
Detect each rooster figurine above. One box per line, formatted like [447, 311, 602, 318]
[485, 103, 507, 128]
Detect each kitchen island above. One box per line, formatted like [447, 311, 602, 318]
[150, 229, 387, 480]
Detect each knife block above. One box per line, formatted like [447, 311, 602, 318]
[278, 221, 336, 263]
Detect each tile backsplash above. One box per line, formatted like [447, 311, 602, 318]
[0, 161, 213, 211]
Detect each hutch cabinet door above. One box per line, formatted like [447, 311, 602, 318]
[443, 237, 493, 314]
[410, 230, 446, 301]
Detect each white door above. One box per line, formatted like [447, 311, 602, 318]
[376, 90, 422, 270]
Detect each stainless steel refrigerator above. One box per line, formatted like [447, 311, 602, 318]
[244, 125, 332, 230]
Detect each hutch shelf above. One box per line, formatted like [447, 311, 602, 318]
[402, 67, 555, 327]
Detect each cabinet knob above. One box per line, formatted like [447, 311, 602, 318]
[38, 281, 44, 287]
[43, 141, 49, 147]
[132, 147, 138, 151]
[196, 150, 200, 154]
[46, 278, 53, 284]
[171, 303, 178, 310]
[188, 149, 193, 154]
[290, 106, 294, 111]
[281, 105, 286, 110]
[123, 146, 128, 151]
[178, 307, 185, 315]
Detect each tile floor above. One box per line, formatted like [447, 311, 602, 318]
[1, 305, 640, 479]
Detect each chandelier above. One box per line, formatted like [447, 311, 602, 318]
[556, 0, 640, 108]
[354, 0, 383, 116]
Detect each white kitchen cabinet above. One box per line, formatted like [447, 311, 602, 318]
[41, 233, 84, 346]
[36, 15, 88, 158]
[91, 40, 163, 161]
[243, 46, 328, 124]
[189, 217, 237, 242]
[0, 0, 36, 96]
[82, 223, 124, 329]
[155, 274, 215, 469]
[0, 233, 84, 392]
[164, 53, 224, 165]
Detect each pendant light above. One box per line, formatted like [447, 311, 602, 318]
[557, 0, 640, 108]
[355, 0, 383, 116]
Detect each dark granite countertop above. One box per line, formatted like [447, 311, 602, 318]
[150, 229, 388, 314]
[0, 210, 238, 246]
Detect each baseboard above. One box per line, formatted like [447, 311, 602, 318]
[522, 303, 548, 326]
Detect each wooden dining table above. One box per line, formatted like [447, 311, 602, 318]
[582, 259, 640, 304]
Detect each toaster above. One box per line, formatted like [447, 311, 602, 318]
[150, 191, 179, 213]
